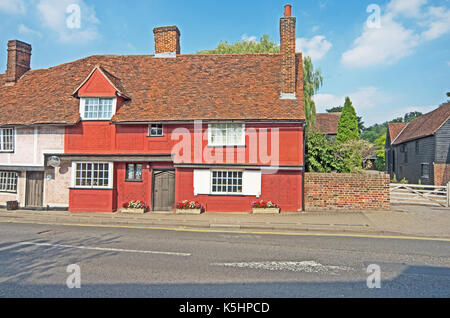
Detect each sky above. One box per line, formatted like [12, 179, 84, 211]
[0, 0, 449, 126]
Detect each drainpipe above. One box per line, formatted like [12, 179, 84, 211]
[302, 122, 306, 212]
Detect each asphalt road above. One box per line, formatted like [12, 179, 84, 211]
[0, 222, 449, 298]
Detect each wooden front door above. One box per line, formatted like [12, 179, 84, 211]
[25, 171, 44, 208]
[152, 170, 175, 211]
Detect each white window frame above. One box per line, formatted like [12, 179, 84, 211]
[148, 124, 164, 137]
[208, 123, 245, 147]
[0, 171, 18, 193]
[80, 97, 117, 120]
[210, 169, 244, 195]
[71, 162, 114, 189]
[0, 127, 15, 152]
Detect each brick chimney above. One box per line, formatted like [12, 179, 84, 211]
[153, 26, 180, 58]
[6, 40, 32, 85]
[280, 5, 296, 99]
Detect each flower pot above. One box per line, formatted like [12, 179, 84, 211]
[176, 208, 202, 215]
[120, 208, 146, 214]
[252, 207, 280, 214]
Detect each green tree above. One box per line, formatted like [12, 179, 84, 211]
[327, 105, 364, 134]
[305, 131, 343, 172]
[303, 56, 323, 130]
[374, 133, 386, 171]
[197, 36, 323, 130]
[197, 34, 281, 54]
[336, 97, 360, 144]
[403, 111, 422, 122]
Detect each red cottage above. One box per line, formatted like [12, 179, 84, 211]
[2, 6, 304, 213]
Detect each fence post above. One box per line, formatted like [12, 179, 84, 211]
[447, 182, 450, 208]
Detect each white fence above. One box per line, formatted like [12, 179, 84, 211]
[390, 183, 450, 207]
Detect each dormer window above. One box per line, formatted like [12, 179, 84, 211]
[80, 98, 117, 120]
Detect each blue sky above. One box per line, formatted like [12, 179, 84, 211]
[0, 0, 449, 125]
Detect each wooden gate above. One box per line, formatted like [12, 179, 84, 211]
[152, 170, 175, 211]
[390, 183, 450, 207]
[25, 171, 44, 208]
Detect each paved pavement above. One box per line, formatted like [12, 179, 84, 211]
[0, 221, 449, 297]
[0, 204, 449, 239]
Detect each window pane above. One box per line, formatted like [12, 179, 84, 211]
[135, 164, 143, 180]
[127, 164, 135, 180]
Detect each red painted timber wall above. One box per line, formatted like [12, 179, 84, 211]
[66, 122, 303, 166]
[175, 168, 302, 212]
[69, 189, 116, 213]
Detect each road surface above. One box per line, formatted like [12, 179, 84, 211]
[0, 222, 449, 297]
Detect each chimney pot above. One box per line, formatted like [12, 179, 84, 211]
[284, 4, 292, 17]
[6, 40, 32, 85]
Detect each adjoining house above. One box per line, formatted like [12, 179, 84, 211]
[312, 113, 341, 141]
[0, 5, 306, 213]
[0, 41, 69, 210]
[385, 102, 450, 185]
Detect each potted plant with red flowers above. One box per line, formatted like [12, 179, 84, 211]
[175, 200, 203, 214]
[120, 200, 148, 214]
[251, 200, 280, 214]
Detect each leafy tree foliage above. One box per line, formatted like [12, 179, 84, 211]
[305, 131, 342, 173]
[303, 56, 323, 130]
[197, 34, 281, 54]
[326, 105, 364, 134]
[374, 133, 386, 171]
[336, 97, 360, 144]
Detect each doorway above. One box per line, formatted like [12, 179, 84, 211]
[152, 170, 175, 211]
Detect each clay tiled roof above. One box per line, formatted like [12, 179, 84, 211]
[387, 122, 407, 143]
[313, 113, 341, 135]
[0, 53, 305, 126]
[392, 102, 450, 145]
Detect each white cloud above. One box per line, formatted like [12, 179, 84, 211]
[37, 0, 100, 43]
[341, 15, 419, 68]
[313, 87, 390, 112]
[447, 61, 450, 67]
[241, 34, 257, 42]
[296, 35, 332, 61]
[420, 6, 450, 41]
[387, 0, 427, 18]
[0, 0, 26, 14]
[341, 0, 450, 68]
[18, 24, 42, 38]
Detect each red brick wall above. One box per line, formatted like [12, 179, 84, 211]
[305, 173, 390, 211]
[434, 164, 450, 186]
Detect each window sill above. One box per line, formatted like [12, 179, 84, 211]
[69, 187, 114, 190]
[0, 151, 14, 153]
[206, 145, 246, 148]
[125, 179, 143, 183]
[0, 191, 17, 194]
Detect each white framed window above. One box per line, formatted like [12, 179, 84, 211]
[0, 171, 18, 193]
[194, 169, 261, 197]
[148, 124, 163, 137]
[211, 170, 243, 194]
[208, 123, 245, 146]
[0, 128, 14, 152]
[72, 162, 113, 189]
[80, 98, 117, 120]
